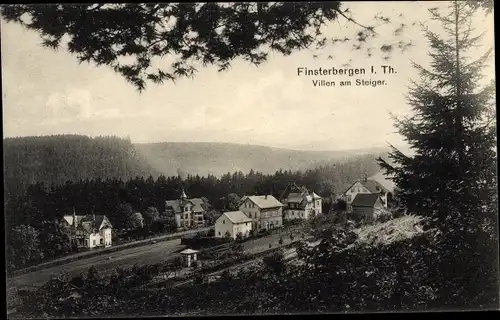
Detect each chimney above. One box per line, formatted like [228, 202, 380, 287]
[72, 207, 77, 228]
[265, 195, 268, 199]
[93, 213, 96, 221]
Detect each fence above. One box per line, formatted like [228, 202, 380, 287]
[148, 237, 315, 288]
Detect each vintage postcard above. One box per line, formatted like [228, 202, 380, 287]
[2, 1, 498, 317]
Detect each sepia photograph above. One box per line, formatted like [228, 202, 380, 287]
[2, 1, 498, 317]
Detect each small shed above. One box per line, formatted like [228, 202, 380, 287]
[180, 248, 199, 267]
[351, 193, 384, 222]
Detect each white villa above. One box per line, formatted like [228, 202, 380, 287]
[215, 210, 253, 239]
[282, 185, 322, 221]
[343, 176, 393, 211]
[61, 211, 113, 248]
[165, 190, 207, 229]
[239, 195, 284, 232]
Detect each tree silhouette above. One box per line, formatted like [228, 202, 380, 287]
[7, 224, 43, 270]
[0, 2, 446, 92]
[377, 1, 497, 308]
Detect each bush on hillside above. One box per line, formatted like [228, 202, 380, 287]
[374, 210, 392, 223]
[347, 209, 365, 223]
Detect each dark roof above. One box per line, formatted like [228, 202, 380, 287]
[187, 198, 206, 213]
[62, 214, 111, 233]
[166, 198, 207, 213]
[344, 179, 390, 194]
[351, 193, 381, 207]
[287, 193, 305, 203]
[369, 172, 396, 192]
[362, 180, 387, 193]
[93, 215, 106, 228]
[165, 200, 182, 213]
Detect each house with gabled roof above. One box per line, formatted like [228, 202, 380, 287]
[239, 195, 284, 232]
[215, 210, 253, 239]
[281, 183, 323, 221]
[61, 209, 112, 248]
[351, 193, 388, 223]
[342, 176, 393, 211]
[165, 189, 208, 229]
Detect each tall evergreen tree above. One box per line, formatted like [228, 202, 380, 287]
[378, 1, 497, 309]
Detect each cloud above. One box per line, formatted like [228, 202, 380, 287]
[44, 88, 92, 123]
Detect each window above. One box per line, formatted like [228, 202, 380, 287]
[100, 238, 103, 244]
[218, 231, 221, 236]
[93, 240, 96, 246]
[347, 195, 352, 202]
[223, 219, 225, 224]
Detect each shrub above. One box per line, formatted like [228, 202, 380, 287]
[263, 251, 286, 276]
[375, 210, 392, 223]
[333, 199, 347, 212]
[348, 209, 365, 223]
[391, 207, 406, 219]
[235, 232, 243, 242]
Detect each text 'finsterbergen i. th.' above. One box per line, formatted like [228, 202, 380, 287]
[297, 66, 397, 88]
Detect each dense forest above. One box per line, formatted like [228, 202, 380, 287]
[4, 135, 159, 200]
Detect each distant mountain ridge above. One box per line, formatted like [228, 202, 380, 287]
[133, 141, 397, 177]
[3, 135, 407, 199]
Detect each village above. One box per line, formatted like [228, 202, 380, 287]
[7, 174, 399, 295]
[58, 176, 395, 248]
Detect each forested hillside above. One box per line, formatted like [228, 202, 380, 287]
[134, 142, 392, 177]
[3, 135, 159, 200]
[3, 135, 395, 202]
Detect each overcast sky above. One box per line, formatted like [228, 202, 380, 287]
[1, 2, 494, 151]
